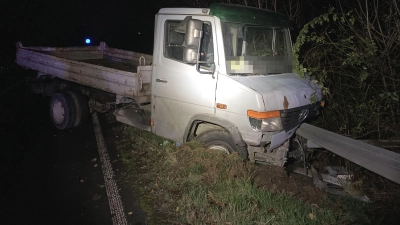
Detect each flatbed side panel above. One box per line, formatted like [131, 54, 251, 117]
[17, 48, 137, 85]
[16, 45, 137, 75]
[17, 57, 137, 97]
[16, 42, 153, 100]
[16, 46, 138, 98]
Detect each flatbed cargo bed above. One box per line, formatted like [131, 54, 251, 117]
[77, 58, 137, 73]
[16, 42, 153, 103]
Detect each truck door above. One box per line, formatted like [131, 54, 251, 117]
[152, 15, 217, 142]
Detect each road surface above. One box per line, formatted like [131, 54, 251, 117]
[0, 68, 146, 224]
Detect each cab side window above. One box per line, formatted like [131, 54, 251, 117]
[164, 20, 213, 64]
[164, 21, 185, 61]
[200, 23, 214, 64]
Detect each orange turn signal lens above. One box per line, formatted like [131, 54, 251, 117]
[216, 103, 227, 109]
[247, 110, 280, 119]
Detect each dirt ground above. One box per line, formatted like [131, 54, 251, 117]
[252, 164, 326, 204]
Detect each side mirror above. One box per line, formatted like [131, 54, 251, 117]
[183, 47, 198, 64]
[183, 19, 203, 64]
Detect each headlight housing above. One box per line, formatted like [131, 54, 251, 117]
[249, 117, 282, 132]
[248, 110, 282, 132]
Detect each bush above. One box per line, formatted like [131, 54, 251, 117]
[293, 0, 400, 139]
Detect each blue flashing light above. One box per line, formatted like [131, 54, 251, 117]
[85, 38, 91, 44]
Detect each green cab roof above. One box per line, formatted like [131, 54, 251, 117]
[210, 3, 292, 28]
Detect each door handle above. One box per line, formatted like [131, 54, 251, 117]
[156, 78, 167, 83]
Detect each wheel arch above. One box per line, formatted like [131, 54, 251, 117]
[183, 114, 246, 148]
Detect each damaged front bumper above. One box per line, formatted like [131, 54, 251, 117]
[270, 101, 321, 150]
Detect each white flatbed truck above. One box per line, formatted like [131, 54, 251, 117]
[16, 3, 323, 166]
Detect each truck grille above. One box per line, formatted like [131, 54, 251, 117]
[280, 102, 320, 132]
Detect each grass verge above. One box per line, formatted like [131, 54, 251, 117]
[105, 115, 379, 224]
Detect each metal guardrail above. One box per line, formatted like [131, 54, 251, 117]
[296, 123, 400, 185]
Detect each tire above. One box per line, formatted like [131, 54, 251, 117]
[49, 93, 77, 130]
[195, 129, 248, 158]
[66, 91, 89, 127]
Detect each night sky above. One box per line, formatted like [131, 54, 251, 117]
[1, 0, 160, 56]
[1, 0, 336, 58]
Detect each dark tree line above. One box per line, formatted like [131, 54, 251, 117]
[293, 0, 399, 139]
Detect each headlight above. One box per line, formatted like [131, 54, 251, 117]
[247, 110, 283, 132]
[249, 117, 282, 132]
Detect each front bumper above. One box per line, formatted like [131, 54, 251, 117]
[269, 101, 321, 150]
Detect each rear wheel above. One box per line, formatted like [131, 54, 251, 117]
[49, 93, 76, 130]
[195, 129, 247, 158]
[66, 91, 89, 127]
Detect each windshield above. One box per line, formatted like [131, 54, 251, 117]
[221, 22, 293, 75]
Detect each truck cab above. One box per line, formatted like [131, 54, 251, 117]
[150, 4, 322, 165]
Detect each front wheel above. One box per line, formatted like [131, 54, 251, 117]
[195, 129, 247, 158]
